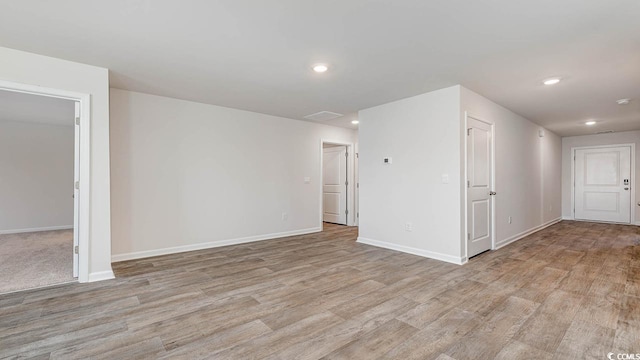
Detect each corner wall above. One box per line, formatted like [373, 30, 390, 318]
[0, 46, 112, 281]
[561, 130, 640, 225]
[461, 87, 562, 250]
[357, 86, 464, 264]
[109, 89, 357, 261]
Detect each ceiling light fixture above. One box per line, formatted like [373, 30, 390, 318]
[585, 121, 596, 126]
[351, 120, 359, 124]
[616, 98, 630, 105]
[313, 64, 328, 73]
[543, 78, 561, 85]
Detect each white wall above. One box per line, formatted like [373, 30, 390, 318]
[109, 89, 357, 260]
[0, 121, 74, 233]
[357, 85, 562, 264]
[0, 46, 112, 280]
[461, 87, 562, 249]
[358, 86, 464, 264]
[561, 130, 640, 225]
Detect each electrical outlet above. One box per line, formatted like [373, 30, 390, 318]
[282, 212, 288, 221]
[508, 216, 512, 224]
[405, 222, 413, 231]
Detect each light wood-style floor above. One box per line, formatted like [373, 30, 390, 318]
[1, 221, 639, 359]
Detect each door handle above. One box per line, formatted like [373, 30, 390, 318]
[624, 187, 629, 190]
[489, 191, 497, 196]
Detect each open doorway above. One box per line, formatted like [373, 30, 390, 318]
[320, 140, 357, 229]
[0, 89, 78, 293]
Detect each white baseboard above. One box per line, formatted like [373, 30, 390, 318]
[562, 216, 574, 221]
[0, 225, 73, 235]
[495, 217, 562, 250]
[356, 237, 466, 265]
[87, 270, 115, 282]
[112, 227, 322, 263]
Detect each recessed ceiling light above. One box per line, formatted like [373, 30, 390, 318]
[351, 120, 359, 124]
[616, 98, 630, 105]
[543, 78, 561, 85]
[313, 64, 328, 73]
[585, 121, 596, 126]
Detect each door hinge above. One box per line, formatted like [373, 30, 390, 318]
[75, 181, 79, 190]
[467, 180, 470, 188]
[467, 233, 470, 240]
[357, 212, 359, 218]
[345, 181, 349, 186]
[467, 128, 472, 136]
[356, 152, 359, 158]
[75, 117, 80, 126]
[357, 183, 359, 189]
[345, 209, 349, 215]
[345, 152, 348, 157]
[74, 245, 79, 254]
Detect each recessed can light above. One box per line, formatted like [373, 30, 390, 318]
[351, 120, 359, 124]
[313, 64, 328, 73]
[543, 78, 561, 85]
[616, 98, 630, 105]
[585, 121, 596, 126]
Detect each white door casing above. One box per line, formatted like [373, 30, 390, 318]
[323, 146, 348, 224]
[574, 146, 631, 224]
[73, 101, 80, 278]
[467, 117, 494, 258]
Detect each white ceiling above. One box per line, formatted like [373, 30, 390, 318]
[0, 0, 638, 136]
[0, 90, 75, 126]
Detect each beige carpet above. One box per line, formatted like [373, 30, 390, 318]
[0, 229, 75, 294]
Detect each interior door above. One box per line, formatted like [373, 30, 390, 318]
[73, 101, 80, 278]
[323, 145, 347, 225]
[574, 146, 631, 223]
[467, 117, 494, 258]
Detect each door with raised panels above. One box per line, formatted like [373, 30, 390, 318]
[467, 117, 494, 258]
[323, 146, 347, 225]
[574, 146, 631, 223]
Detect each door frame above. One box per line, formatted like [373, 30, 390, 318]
[570, 143, 635, 224]
[0, 79, 92, 283]
[463, 112, 496, 261]
[319, 139, 357, 227]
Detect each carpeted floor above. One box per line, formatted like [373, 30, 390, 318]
[0, 229, 75, 294]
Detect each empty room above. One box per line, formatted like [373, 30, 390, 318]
[0, 1, 639, 359]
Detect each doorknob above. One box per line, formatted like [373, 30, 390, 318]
[624, 187, 629, 190]
[489, 191, 497, 196]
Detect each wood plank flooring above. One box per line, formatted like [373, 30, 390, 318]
[1, 221, 639, 359]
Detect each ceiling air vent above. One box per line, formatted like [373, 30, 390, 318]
[304, 111, 343, 121]
[596, 130, 615, 134]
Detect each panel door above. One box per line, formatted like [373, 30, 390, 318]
[323, 146, 347, 224]
[575, 146, 631, 223]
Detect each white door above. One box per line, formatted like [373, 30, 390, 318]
[323, 146, 348, 224]
[73, 101, 80, 278]
[574, 146, 631, 223]
[467, 117, 494, 258]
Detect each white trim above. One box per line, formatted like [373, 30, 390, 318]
[562, 216, 574, 221]
[495, 217, 562, 249]
[570, 143, 635, 225]
[319, 139, 357, 227]
[635, 221, 640, 226]
[0, 225, 73, 235]
[356, 237, 467, 265]
[0, 79, 93, 283]
[88, 270, 115, 282]
[112, 227, 322, 262]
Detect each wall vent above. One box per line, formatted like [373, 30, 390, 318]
[303, 111, 343, 121]
[595, 130, 615, 134]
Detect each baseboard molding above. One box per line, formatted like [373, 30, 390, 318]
[495, 217, 562, 250]
[112, 227, 322, 263]
[562, 216, 574, 221]
[87, 270, 115, 282]
[0, 225, 73, 235]
[356, 237, 466, 265]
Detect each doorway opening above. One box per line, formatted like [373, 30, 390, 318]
[571, 144, 635, 224]
[0, 81, 90, 292]
[320, 140, 357, 229]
